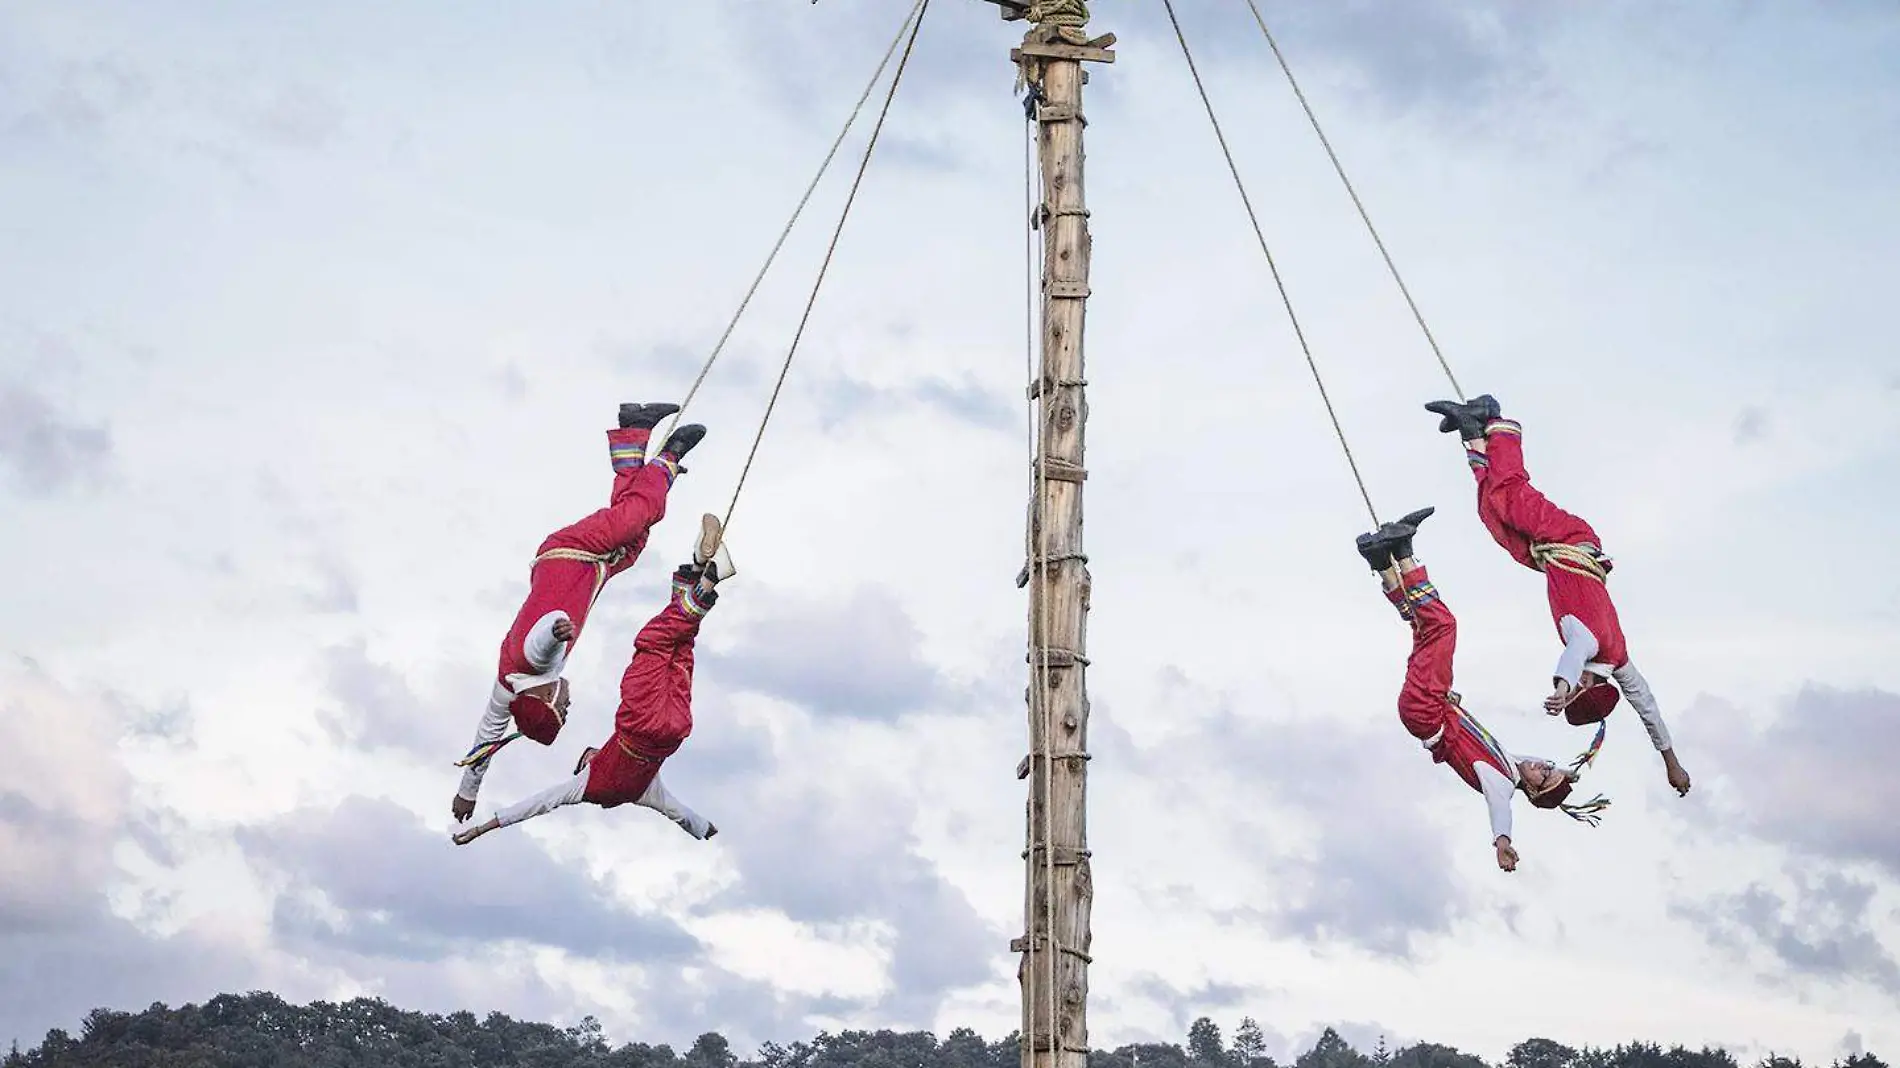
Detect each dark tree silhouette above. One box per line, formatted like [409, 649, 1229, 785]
[1190, 1020, 1231, 1068]
[1092, 1042, 1191, 1068]
[1388, 1042, 1488, 1068]
[1, 995, 1884, 1068]
[1510, 1039, 1579, 1068]
[1230, 1018, 1276, 1068]
[1297, 1029, 1374, 1068]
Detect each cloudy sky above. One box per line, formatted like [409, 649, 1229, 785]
[4, 0, 1898, 1062]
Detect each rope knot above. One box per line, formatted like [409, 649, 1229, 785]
[1027, 0, 1089, 28]
[1529, 542, 1612, 582]
[1027, 0, 1090, 45]
[535, 545, 627, 570]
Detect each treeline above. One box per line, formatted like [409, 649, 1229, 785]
[3, 993, 1887, 1068]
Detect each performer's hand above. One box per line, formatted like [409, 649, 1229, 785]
[1663, 751, 1692, 796]
[452, 821, 493, 846]
[552, 617, 576, 643]
[451, 795, 475, 822]
[1495, 837, 1519, 872]
[1543, 680, 1573, 713]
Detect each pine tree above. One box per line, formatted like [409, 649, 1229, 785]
[1233, 1019, 1270, 1068]
[1296, 1029, 1374, 1068]
[1188, 1020, 1229, 1068]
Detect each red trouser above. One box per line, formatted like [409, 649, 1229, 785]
[583, 578, 708, 807]
[1389, 566, 1508, 795]
[496, 427, 672, 677]
[1471, 421, 1628, 669]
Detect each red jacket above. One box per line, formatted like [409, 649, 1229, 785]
[583, 581, 709, 806]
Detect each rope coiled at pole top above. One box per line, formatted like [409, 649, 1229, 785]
[1027, 1, 1091, 44]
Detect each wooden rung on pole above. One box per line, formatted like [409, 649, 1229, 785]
[1019, 750, 1092, 763]
[1016, 751, 1091, 779]
[1033, 459, 1087, 482]
[1020, 844, 1093, 864]
[1026, 375, 1087, 399]
[1013, 1033, 1093, 1056]
[1012, 43, 1116, 64]
[1017, 1040, 1094, 1056]
[1027, 551, 1090, 567]
[1009, 935, 1094, 964]
[1015, 550, 1089, 588]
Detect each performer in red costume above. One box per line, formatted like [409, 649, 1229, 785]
[450, 403, 707, 823]
[453, 516, 736, 845]
[1357, 507, 1610, 873]
[1424, 394, 1691, 798]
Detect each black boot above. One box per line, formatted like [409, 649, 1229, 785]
[619, 402, 681, 430]
[1382, 506, 1435, 562]
[1356, 531, 1394, 572]
[658, 423, 707, 461]
[1423, 394, 1501, 439]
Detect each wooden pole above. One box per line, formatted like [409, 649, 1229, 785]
[1003, 7, 1114, 1068]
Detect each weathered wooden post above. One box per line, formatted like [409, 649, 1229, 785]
[983, 3, 1115, 1068]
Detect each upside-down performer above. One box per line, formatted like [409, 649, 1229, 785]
[449, 403, 707, 823]
[1357, 506, 1611, 873]
[1424, 394, 1691, 798]
[451, 516, 736, 845]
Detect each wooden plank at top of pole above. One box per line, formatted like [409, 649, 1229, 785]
[1013, 42, 1115, 63]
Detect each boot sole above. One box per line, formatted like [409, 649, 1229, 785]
[696, 513, 722, 564]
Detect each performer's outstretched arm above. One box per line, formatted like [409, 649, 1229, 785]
[1474, 763, 1516, 847]
[452, 771, 587, 845]
[1611, 661, 1692, 795]
[1608, 662, 1671, 750]
[452, 610, 575, 821]
[453, 686, 514, 812]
